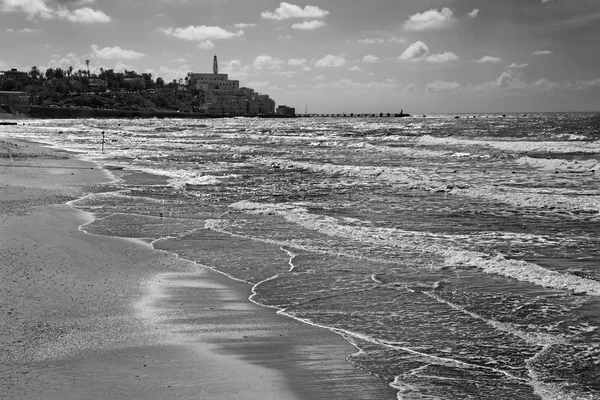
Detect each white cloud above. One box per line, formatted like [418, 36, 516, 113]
[221, 59, 253, 78]
[362, 54, 379, 63]
[158, 65, 190, 82]
[5, 27, 39, 33]
[532, 50, 553, 55]
[475, 56, 502, 63]
[246, 81, 281, 91]
[315, 54, 347, 68]
[388, 37, 406, 43]
[399, 41, 430, 60]
[234, 23, 256, 28]
[426, 52, 459, 63]
[468, 9, 479, 18]
[427, 80, 461, 92]
[261, 2, 329, 20]
[60, 7, 110, 23]
[0, 0, 110, 23]
[314, 74, 325, 81]
[159, 25, 243, 41]
[91, 44, 146, 60]
[197, 40, 215, 50]
[59, 0, 96, 6]
[278, 34, 292, 39]
[358, 38, 385, 44]
[308, 78, 404, 92]
[399, 41, 457, 63]
[0, 0, 54, 19]
[506, 62, 529, 69]
[529, 78, 561, 91]
[565, 78, 600, 90]
[114, 61, 135, 73]
[275, 71, 296, 78]
[467, 71, 562, 94]
[349, 66, 362, 71]
[291, 20, 325, 30]
[404, 8, 456, 31]
[357, 37, 405, 45]
[288, 58, 307, 66]
[253, 55, 284, 70]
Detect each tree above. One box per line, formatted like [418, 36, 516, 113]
[0, 79, 20, 91]
[85, 59, 90, 77]
[68, 66, 73, 79]
[141, 72, 153, 89]
[54, 67, 64, 79]
[29, 66, 41, 81]
[45, 68, 55, 80]
[156, 77, 165, 88]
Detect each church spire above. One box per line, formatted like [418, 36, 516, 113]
[213, 55, 218, 75]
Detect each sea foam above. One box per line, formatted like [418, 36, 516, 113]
[230, 201, 600, 296]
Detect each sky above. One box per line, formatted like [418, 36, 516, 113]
[1, 0, 599, 113]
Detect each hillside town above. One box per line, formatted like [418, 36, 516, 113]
[0, 56, 296, 118]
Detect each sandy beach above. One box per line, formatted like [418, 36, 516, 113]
[0, 136, 395, 400]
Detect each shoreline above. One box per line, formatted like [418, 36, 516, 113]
[0, 136, 396, 399]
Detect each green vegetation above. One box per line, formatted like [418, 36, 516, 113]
[1, 66, 202, 112]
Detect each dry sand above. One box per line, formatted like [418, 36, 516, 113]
[0, 137, 396, 399]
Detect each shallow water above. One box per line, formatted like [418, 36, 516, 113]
[3, 113, 600, 399]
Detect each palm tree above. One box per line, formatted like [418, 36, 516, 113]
[85, 59, 90, 78]
[67, 66, 73, 79]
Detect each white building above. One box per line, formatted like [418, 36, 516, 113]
[189, 56, 275, 115]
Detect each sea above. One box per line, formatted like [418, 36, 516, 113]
[3, 113, 600, 399]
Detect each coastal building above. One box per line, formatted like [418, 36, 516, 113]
[1, 69, 28, 82]
[276, 105, 295, 117]
[189, 56, 275, 115]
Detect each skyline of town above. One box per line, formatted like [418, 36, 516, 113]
[1, 0, 599, 113]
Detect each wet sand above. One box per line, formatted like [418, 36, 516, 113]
[0, 137, 396, 399]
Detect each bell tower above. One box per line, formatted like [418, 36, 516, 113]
[213, 55, 218, 74]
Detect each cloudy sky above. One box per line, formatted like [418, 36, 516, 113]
[1, 0, 599, 113]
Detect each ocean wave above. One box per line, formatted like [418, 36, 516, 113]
[515, 156, 600, 172]
[230, 201, 600, 296]
[249, 156, 600, 214]
[417, 135, 600, 154]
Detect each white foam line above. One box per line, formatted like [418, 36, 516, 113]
[423, 290, 571, 399]
[417, 135, 600, 154]
[281, 247, 299, 272]
[523, 343, 597, 400]
[275, 307, 529, 383]
[424, 291, 565, 346]
[229, 201, 600, 296]
[205, 219, 397, 265]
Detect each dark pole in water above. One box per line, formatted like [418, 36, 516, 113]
[101, 131, 105, 153]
